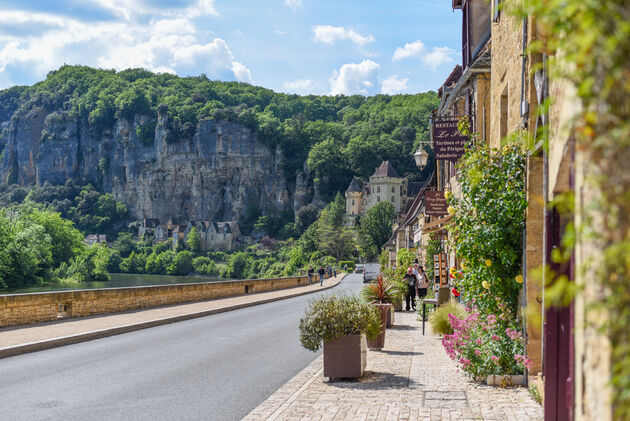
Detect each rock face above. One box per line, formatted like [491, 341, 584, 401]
[0, 107, 293, 222]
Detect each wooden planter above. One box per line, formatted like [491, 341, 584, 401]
[323, 334, 367, 379]
[367, 303, 389, 349]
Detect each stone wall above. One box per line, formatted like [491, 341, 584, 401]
[0, 275, 309, 328]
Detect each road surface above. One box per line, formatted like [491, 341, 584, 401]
[0, 272, 368, 421]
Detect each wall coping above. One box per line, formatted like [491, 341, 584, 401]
[0, 275, 307, 298]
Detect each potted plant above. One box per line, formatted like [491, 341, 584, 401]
[299, 295, 381, 379]
[361, 274, 394, 347]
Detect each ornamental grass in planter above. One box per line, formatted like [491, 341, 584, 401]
[299, 295, 381, 379]
[361, 274, 396, 330]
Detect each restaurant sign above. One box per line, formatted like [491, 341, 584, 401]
[425, 190, 448, 216]
[433, 119, 469, 162]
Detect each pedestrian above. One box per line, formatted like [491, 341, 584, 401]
[417, 265, 428, 300]
[308, 266, 314, 285]
[403, 267, 417, 311]
[327, 264, 332, 277]
[333, 267, 337, 277]
[318, 266, 326, 286]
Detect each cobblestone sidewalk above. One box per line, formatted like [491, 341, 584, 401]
[243, 311, 542, 421]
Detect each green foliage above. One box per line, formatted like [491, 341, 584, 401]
[425, 233, 442, 282]
[513, 2, 630, 415]
[187, 227, 201, 252]
[339, 261, 355, 271]
[227, 251, 249, 279]
[359, 201, 395, 255]
[136, 122, 155, 146]
[429, 301, 467, 335]
[299, 295, 381, 352]
[171, 251, 193, 276]
[448, 143, 526, 315]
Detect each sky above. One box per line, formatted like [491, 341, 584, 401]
[0, 0, 462, 96]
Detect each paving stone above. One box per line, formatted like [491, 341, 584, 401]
[243, 311, 543, 421]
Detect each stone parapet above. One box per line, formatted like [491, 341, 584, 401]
[0, 275, 308, 328]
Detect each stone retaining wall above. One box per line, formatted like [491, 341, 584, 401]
[0, 275, 309, 328]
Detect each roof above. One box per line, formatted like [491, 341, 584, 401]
[371, 161, 400, 179]
[346, 177, 362, 193]
[407, 181, 425, 197]
[438, 65, 463, 98]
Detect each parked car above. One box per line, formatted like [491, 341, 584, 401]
[363, 266, 379, 283]
[355, 267, 364, 274]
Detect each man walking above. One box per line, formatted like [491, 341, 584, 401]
[318, 266, 326, 286]
[308, 266, 314, 285]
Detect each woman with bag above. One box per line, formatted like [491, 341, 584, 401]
[417, 266, 428, 300]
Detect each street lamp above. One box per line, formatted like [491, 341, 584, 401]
[413, 145, 430, 169]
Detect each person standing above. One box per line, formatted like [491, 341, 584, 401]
[403, 267, 417, 311]
[308, 266, 314, 285]
[417, 265, 428, 300]
[318, 266, 326, 286]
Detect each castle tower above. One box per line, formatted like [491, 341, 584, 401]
[345, 176, 363, 215]
[366, 160, 404, 213]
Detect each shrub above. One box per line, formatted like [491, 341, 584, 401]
[361, 274, 396, 304]
[428, 301, 467, 335]
[299, 295, 381, 352]
[442, 304, 530, 380]
[339, 260, 355, 271]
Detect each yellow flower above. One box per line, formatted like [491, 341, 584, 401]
[444, 190, 452, 200]
[515, 275, 523, 284]
[461, 261, 467, 270]
[447, 206, 456, 216]
[485, 259, 492, 267]
[482, 281, 490, 289]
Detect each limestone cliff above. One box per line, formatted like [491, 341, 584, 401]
[0, 106, 302, 223]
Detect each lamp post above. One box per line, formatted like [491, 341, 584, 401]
[413, 142, 431, 169]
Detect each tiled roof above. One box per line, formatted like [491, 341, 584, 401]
[346, 177, 362, 193]
[371, 161, 400, 179]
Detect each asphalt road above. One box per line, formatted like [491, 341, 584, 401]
[0, 271, 376, 421]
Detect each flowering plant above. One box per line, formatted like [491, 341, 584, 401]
[442, 303, 531, 381]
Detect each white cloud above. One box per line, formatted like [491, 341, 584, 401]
[313, 25, 374, 46]
[329, 60, 380, 96]
[392, 40, 425, 61]
[381, 74, 409, 94]
[422, 46, 456, 69]
[274, 30, 287, 36]
[0, 4, 251, 88]
[230, 61, 252, 82]
[285, 0, 302, 10]
[283, 79, 316, 94]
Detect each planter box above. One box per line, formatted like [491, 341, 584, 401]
[485, 374, 526, 386]
[323, 334, 367, 379]
[367, 303, 389, 349]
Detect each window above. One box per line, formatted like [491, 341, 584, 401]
[391, 196, 395, 203]
[377, 186, 380, 193]
[391, 186, 395, 193]
[352, 199, 355, 205]
[500, 86, 508, 140]
[377, 195, 381, 202]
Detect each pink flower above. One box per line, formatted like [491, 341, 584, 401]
[476, 339, 482, 345]
[491, 335, 500, 341]
[474, 350, 481, 356]
[491, 356, 500, 365]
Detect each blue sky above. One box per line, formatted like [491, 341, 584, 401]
[0, 0, 461, 95]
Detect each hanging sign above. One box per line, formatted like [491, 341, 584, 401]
[432, 119, 469, 162]
[425, 190, 448, 216]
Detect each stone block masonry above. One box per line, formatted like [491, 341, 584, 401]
[0, 275, 309, 328]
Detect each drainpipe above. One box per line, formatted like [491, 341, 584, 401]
[520, 17, 529, 128]
[540, 52, 549, 376]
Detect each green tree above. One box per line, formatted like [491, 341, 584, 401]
[227, 251, 249, 279]
[359, 201, 395, 255]
[187, 227, 201, 252]
[171, 251, 193, 276]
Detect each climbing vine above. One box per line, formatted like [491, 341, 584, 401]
[513, 0, 630, 417]
[448, 141, 527, 316]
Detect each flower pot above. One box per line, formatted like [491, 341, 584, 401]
[367, 303, 389, 349]
[485, 374, 526, 386]
[323, 334, 367, 379]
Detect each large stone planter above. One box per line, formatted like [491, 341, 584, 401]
[485, 374, 526, 386]
[367, 303, 389, 349]
[323, 334, 367, 379]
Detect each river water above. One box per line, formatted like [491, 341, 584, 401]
[0, 273, 227, 295]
